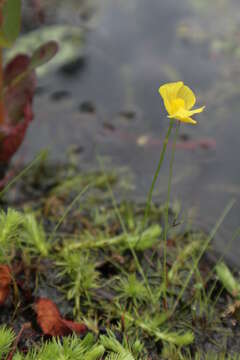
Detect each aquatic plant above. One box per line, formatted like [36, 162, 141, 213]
[144, 81, 205, 223]
[143, 81, 205, 300]
[0, 1, 58, 182]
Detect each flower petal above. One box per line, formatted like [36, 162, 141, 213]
[168, 107, 199, 124]
[158, 81, 183, 115]
[177, 85, 196, 110]
[169, 106, 205, 119]
[168, 114, 197, 124]
[188, 106, 205, 115]
[177, 116, 197, 124]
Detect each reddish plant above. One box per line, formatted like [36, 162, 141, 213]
[0, 55, 36, 164]
[0, 41, 58, 182]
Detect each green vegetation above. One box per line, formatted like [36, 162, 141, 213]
[0, 157, 239, 358]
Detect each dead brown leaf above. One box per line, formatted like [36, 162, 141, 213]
[35, 298, 87, 336]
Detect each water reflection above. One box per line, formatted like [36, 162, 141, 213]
[17, 0, 240, 263]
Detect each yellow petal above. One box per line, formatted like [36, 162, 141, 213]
[170, 98, 185, 114]
[158, 81, 205, 124]
[158, 81, 183, 114]
[168, 107, 192, 118]
[177, 85, 196, 110]
[159, 81, 183, 101]
[168, 107, 201, 124]
[168, 114, 197, 125]
[187, 106, 205, 116]
[177, 117, 197, 124]
[169, 106, 205, 118]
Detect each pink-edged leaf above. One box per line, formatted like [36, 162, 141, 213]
[30, 41, 59, 70]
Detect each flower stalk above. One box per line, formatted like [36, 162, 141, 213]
[163, 121, 180, 297]
[143, 120, 174, 228]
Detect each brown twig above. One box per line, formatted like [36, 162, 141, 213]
[6, 322, 32, 360]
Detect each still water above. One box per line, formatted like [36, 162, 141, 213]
[17, 0, 240, 263]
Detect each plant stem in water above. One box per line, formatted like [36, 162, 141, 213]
[163, 121, 180, 299]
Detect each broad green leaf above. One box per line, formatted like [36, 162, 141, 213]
[0, 0, 21, 47]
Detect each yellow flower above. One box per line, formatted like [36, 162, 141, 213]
[158, 81, 205, 124]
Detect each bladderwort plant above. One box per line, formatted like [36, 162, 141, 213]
[143, 81, 205, 299]
[95, 82, 206, 313]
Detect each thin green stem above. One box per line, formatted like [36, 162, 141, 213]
[143, 120, 174, 228]
[163, 122, 180, 298]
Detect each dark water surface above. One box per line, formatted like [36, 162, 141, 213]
[16, 0, 240, 263]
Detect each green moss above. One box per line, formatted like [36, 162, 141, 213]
[0, 159, 239, 358]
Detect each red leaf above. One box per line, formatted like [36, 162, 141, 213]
[0, 42, 57, 167]
[0, 55, 36, 164]
[4, 54, 36, 124]
[0, 265, 12, 305]
[4, 55, 32, 86]
[35, 298, 87, 336]
[0, 114, 32, 163]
